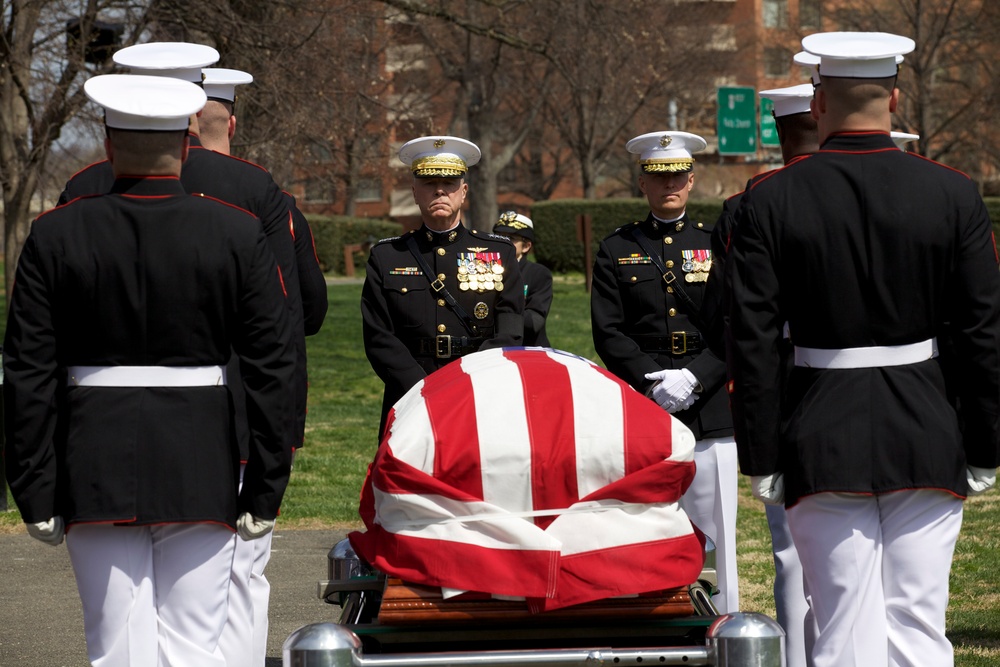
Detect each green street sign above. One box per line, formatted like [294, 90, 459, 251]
[717, 86, 757, 155]
[760, 98, 779, 147]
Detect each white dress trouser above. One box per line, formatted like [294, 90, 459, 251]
[66, 523, 234, 667]
[679, 436, 739, 613]
[218, 463, 274, 667]
[786, 490, 963, 667]
[766, 503, 815, 667]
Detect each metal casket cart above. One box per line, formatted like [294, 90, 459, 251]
[289, 350, 785, 666]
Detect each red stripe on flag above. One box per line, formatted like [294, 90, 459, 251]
[528, 531, 706, 612]
[349, 524, 559, 599]
[423, 361, 484, 499]
[620, 378, 676, 475]
[506, 350, 578, 529]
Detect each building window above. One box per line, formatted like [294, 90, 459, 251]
[800, 0, 821, 29]
[764, 47, 791, 78]
[304, 178, 336, 204]
[762, 0, 788, 28]
[353, 178, 383, 202]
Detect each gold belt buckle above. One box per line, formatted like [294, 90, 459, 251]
[671, 331, 688, 355]
[435, 335, 453, 359]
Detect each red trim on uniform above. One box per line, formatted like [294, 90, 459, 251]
[187, 192, 257, 219]
[287, 210, 296, 240]
[66, 159, 109, 180]
[785, 486, 965, 509]
[188, 145, 272, 173]
[993, 232, 999, 264]
[277, 265, 288, 297]
[907, 152, 974, 179]
[308, 226, 321, 265]
[33, 193, 105, 220]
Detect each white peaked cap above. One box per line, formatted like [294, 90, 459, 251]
[890, 131, 920, 150]
[113, 42, 220, 83]
[802, 32, 914, 79]
[626, 131, 707, 173]
[399, 136, 482, 177]
[760, 83, 815, 118]
[793, 51, 821, 85]
[203, 68, 253, 102]
[85, 74, 207, 131]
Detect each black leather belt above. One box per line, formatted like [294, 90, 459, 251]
[632, 332, 705, 355]
[412, 335, 487, 359]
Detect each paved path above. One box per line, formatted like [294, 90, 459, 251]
[0, 528, 348, 666]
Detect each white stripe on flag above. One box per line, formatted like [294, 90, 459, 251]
[387, 378, 437, 472]
[462, 351, 534, 512]
[371, 487, 561, 552]
[546, 350, 627, 496]
[549, 502, 695, 556]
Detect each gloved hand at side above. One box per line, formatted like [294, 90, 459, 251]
[966, 466, 997, 496]
[237, 512, 276, 540]
[26, 516, 65, 546]
[644, 368, 700, 413]
[751, 473, 785, 505]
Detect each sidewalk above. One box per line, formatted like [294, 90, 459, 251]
[0, 527, 347, 666]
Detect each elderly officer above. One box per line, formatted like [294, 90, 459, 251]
[727, 31, 1000, 667]
[591, 131, 738, 613]
[362, 136, 524, 438]
[493, 211, 553, 347]
[704, 83, 821, 667]
[4, 74, 295, 667]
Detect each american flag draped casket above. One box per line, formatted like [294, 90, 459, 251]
[349, 348, 704, 613]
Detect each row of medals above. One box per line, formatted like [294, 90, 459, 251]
[683, 258, 711, 283]
[458, 259, 505, 292]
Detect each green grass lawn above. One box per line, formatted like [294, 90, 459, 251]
[2, 274, 998, 664]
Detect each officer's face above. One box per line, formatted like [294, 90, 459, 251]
[412, 176, 468, 230]
[639, 171, 694, 219]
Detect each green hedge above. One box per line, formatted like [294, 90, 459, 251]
[530, 198, 725, 273]
[306, 215, 402, 275]
[308, 199, 1000, 277]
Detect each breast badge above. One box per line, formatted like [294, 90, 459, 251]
[458, 252, 504, 292]
[474, 302, 489, 319]
[681, 249, 712, 283]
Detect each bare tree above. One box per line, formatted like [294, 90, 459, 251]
[0, 0, 151, 301]
[830, 0, 999, 186]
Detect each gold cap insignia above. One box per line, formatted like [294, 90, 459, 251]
[433, 139, 445, 148]
[660, 135, 672, 147]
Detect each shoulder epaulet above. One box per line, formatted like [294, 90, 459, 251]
[692, 219, 715, 233]
[612, 220, 643, 234]
[484, 232, 514, 244]
[191, 145, 272, 175]
[373, 234, 402, 246]
[188, 192, 257, 219]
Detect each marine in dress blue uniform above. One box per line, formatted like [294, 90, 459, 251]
[362, 137, 524, 438]
[590, 131, 739, 613]
[199, 65, 328, 667]
[726, 32, 1000, 667]
[704, 83, 821, 667]
[4, 74, 296, 667]
[493, 211, 553, 347]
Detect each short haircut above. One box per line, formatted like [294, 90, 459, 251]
[819, 75, 896, 116]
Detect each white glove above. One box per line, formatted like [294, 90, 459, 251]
[237, 512, 276, 541]
[645, 368, 700, 413]
[966, 466, 997, 497]
[26, 517, 65, 546]
[751, 473, 785, 505]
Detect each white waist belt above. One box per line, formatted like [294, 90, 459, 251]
[68, 365, 227, 387]
[794, 338, 938, 369]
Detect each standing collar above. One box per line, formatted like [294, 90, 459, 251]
[421, 223, 466, 246]
[110, 176, 186, 197]
[820, 131, 897, 152]
[644, 211, 688, 235]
